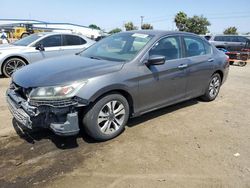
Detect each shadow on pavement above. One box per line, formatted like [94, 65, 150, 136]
[127, 98, 199, 127]
[12, 98, 200, 149]
[12, 118, 98, 150]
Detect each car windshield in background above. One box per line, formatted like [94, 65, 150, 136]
[80, 32, 153, 62]
[12, 34, 42, 46]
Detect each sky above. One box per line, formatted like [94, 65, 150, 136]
[1, 0, 250, 34]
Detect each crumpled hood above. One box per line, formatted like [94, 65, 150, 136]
[12, 55, 124, 88]
[0, 44, 27, 52]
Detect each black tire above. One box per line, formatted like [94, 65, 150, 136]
[200, 73, 221, 102]
[239, 61, 246, 67]
[83, 93, 129, 141]
[21, 33, 29, 38]
[2, 57, 27, 77]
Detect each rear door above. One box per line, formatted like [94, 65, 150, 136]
[28, 34, 63, 63]
[237, 36, 248, 51]
[183, 36, 214, 98]
[61, 35, 87, 55]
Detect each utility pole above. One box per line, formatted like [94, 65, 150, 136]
[140, 16, 144, 29]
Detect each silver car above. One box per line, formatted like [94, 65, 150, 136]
[209, 35, 249, 52]
[0, 32, 95, 77]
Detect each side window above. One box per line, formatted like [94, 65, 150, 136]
[149, 37, 181, 60]
[80, 38, 87, 45]
[237, 36, 247, 43]
[204, 42, 212, 54]
[230, 36, 239, 42]
[214, 36, 224, 41]
[184, 37, 207, 57]
[62, 35, 85, 46]
[39, 35, 62, 47]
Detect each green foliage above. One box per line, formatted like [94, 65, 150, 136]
[174, 12, 188, 31]
[124, 22, 138, 31]
[174, 12, 210, 34]
[141, 23, 153, 30]
[108, 28, 122, 34]
[223, 27, 238, 35]
[89, 24, 101, 30]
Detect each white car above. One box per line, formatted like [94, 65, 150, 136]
[0, 32, 95, 77]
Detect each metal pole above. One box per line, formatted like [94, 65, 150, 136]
[140, 16, 144, 29]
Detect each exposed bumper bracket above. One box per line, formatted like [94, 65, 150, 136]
[50, 112, 80, 136]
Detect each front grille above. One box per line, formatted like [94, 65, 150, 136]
[29, 98, 77, 108]
[6, 96, 32, 129]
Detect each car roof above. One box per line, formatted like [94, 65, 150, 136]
[123, 30, 198, 37]
[35, 32, 81, 36]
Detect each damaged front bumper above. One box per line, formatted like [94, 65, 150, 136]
[6, 88, 84, 136]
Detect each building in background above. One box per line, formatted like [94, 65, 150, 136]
[0, 19, 106, 40]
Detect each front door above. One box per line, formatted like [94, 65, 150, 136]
[138, 36, 189, 112]
[27, 34, 63, 63]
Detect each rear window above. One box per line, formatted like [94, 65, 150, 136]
[184, 36, 211, 57]
[62, 35, 86, 46]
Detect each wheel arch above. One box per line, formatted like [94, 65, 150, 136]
[213, 70, 224, 82]
[89, 88, 135, 116]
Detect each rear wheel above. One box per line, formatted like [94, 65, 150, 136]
[2, 57, 27, 77]
[239, 61, 247, 67]
[201, 73, 221, 101]
[83, 94, 129, 141]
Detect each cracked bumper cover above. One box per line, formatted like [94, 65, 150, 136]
[6, 89, 81, 136]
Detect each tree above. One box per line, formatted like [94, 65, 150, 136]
[223, 27, 238, 35]
[108, 28, 122, 34]
[141, 23, 153, 30]
[124, 22, 138, 31]
[89, 24, 101, 30]
[186, 15, 210, 34]
[174, 11, 188, 31]
[174, 11, 210, 34]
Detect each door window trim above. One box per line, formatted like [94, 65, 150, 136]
[140, 34, 184, 64]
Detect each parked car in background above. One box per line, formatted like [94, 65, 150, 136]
[0, 32, 95, 77]
[200, 34, 212, 41]
[209, 35, 250, 52]
[6, 30, 229, 141]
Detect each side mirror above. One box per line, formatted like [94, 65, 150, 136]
[35, 44, 45, 51]
[146, 55, 165, 66]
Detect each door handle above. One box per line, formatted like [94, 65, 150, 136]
[177, 64, 188, 69]
[208, 58, 214, 62]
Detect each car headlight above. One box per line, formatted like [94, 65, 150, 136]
[29, 81, 87, 100]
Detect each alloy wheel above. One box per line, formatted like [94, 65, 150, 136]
[97, 100, 126, 135]
[4, 58, 26, 76]
[209, 76, 220, 98]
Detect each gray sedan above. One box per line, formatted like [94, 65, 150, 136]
[7, 30, 229, 141]
[0, 32, 95, 77]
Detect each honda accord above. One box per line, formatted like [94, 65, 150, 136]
[6, 30, 229, 141]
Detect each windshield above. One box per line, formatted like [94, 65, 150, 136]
[80, 32, 153, 62]
[13, 34, 42, 46]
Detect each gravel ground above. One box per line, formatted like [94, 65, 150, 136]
[0, 65, 250, 188]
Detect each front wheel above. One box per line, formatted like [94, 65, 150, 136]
[201, 73, 221, 101]
[2, 57, 27, 77]
[83, 94, 129, 141]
